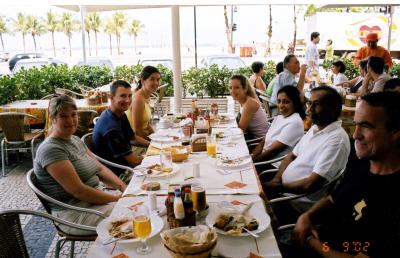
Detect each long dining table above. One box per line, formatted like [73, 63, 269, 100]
[87, 115, 282, 258]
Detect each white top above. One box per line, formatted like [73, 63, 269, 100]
[305, 42, 319, 71]
[333, 73, 348, 86]
[371, 73, 391, 92]
[271, 69, 297, 104]
[263, 113, 304, 158]
[282, 120, 350, 210]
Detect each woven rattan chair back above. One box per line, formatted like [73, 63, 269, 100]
[29, 171, 53, 215]
[74, 110, 97, 138]
[0, 212, 29, 258]
[0, 112, 30, 142]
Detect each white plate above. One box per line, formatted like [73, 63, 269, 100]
[205, 202, 270, 237]
[134, 163, 180, 178]
[97, 214, 164, 244]
[217, 155, 252, 169]
[149, 134, 178, 143]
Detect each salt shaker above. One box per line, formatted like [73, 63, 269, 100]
[148, 192, 157, 211]
[193, 162, 200, 177]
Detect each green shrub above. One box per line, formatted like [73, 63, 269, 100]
[0, 75, 18, 105]
[114, 64, 144, 83]
[389, 63, 400, 78]
[262, 60, 278, 84]
[70, 65, 113, 89]
[156, 65, 173, 97]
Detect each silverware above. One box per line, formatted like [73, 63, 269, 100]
[102, 237, 119, 245]
[243, 227, 259, 238]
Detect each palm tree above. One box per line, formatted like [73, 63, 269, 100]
[223, 6, 233, 54]
[104, 18, 113, 55]
[89, 12, 101, 56]
[127, 19, 144, 54]
[109, 11, 126, 55]
[60, 12, 79, 56]
[84, 14, 92, 56]
[0, 16, 8, 51]
[13, 13, 28, 52]
[265, 5, 272, 57]
[26, 15, 46, 52]
[46, 10, 59, 57]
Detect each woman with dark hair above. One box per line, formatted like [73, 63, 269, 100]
[252, 85, 305, 162]
[331, 60, 348, 86]
[127, 66, 160, 140]
[230, 74, 268, 139]
[337, 59, 368, 93]
[249, 61, 267, 92]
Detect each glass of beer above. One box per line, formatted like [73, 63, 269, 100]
[133, 205, 152, 255]
[206, 135, 217, 158]
[191, 183, 206, 213]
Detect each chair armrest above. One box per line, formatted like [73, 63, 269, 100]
[254, 155, 287, 167]
[92, 153, 135, 173]
[277, 223, 296, 231]
[2, 209, 96, 233]
[268, 193, 308, 204]
[258, 168, 278, 177]
[246, 136, 264, 144]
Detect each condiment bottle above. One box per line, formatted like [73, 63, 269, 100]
[173, 189, 185, 219]
[183, 187, 193, 215]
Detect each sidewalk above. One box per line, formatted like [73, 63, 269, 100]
[0, 156, 91, 258]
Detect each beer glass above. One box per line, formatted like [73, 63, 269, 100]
[133, 205, 152, 255]
[191, 183, 206, 212]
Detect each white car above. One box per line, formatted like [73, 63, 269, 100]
[200, 55, 246, 69]
[77, 57, 114, 71]
[12, 58, 67, 74]
[139, 58, 173, 70]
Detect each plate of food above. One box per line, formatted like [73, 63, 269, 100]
[217, 155, 252, 169]
[97, 213, 164, 244]
[134, 163, 180, 178]
[205, 202, 270, 237]
[149, 133, 180, 143]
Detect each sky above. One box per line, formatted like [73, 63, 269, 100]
[0, 4, 308, 54]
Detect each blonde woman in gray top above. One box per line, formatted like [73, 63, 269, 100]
[230, 74, 269, 139]
[34, 95, 127, 235]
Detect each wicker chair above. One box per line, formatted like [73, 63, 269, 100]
[0, 112, 44, 177]
[0, 209, 96, 258]
[73, 110, 98, 138]
[55, 88, 85, 99]
[26, 169, 105, 258]
[81, 132, 135, 182]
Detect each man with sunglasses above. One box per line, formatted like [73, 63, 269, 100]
[264, 86, 350, 214]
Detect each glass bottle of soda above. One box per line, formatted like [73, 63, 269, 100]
[183, 187, 193, 215]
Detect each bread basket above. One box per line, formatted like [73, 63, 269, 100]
[162, 146, 189, 162]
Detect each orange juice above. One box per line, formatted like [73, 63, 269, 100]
[133, 215, 151, 238]
[207, 143, 217, 157]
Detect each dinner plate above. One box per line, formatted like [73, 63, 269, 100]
[149, 134, 179, 143]
[134, 163, 180, 178]
[217, 155, 252, 169]
[97, 213, 164, 244]
[205, 202, 270, 237]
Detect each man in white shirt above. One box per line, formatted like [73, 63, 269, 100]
[264, 86, 350, 212]
[305, 32, 320, 78]
[361, 56, 391, 95]
[270, 54, 307, 104]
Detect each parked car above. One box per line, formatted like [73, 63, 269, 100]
[8, 52, 46, 71]
[76, 57, 114, 71]
[138, 58, 173, 70]
[200, 55, 246, 69]
[0, 52, 10, 62]
[12, 58, 67, 74]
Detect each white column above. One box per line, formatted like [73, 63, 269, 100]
[171, 5, 182, 113]
[79, 5, 87, 64]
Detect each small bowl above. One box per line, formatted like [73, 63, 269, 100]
[196, 204, 210, 220]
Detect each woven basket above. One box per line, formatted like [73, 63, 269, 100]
[164, 241, 217, 258]
[167, 211, 196, 229]
[191, 137, 206, 152]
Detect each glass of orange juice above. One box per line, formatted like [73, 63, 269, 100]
[133, 205, 152, 255]
[206, 135, 217, 157]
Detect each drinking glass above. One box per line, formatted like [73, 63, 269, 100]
[191, 183, 206, 213]
[181, 126, 191, 146]
[206, 135, 217, 158]
[160, 149, 173, 182]
[133, 205, 152, 255]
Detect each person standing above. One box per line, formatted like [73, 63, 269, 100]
[354, 32, 393, 69]
[305, 32, 320, 79]
[324, 39, 334, 61]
